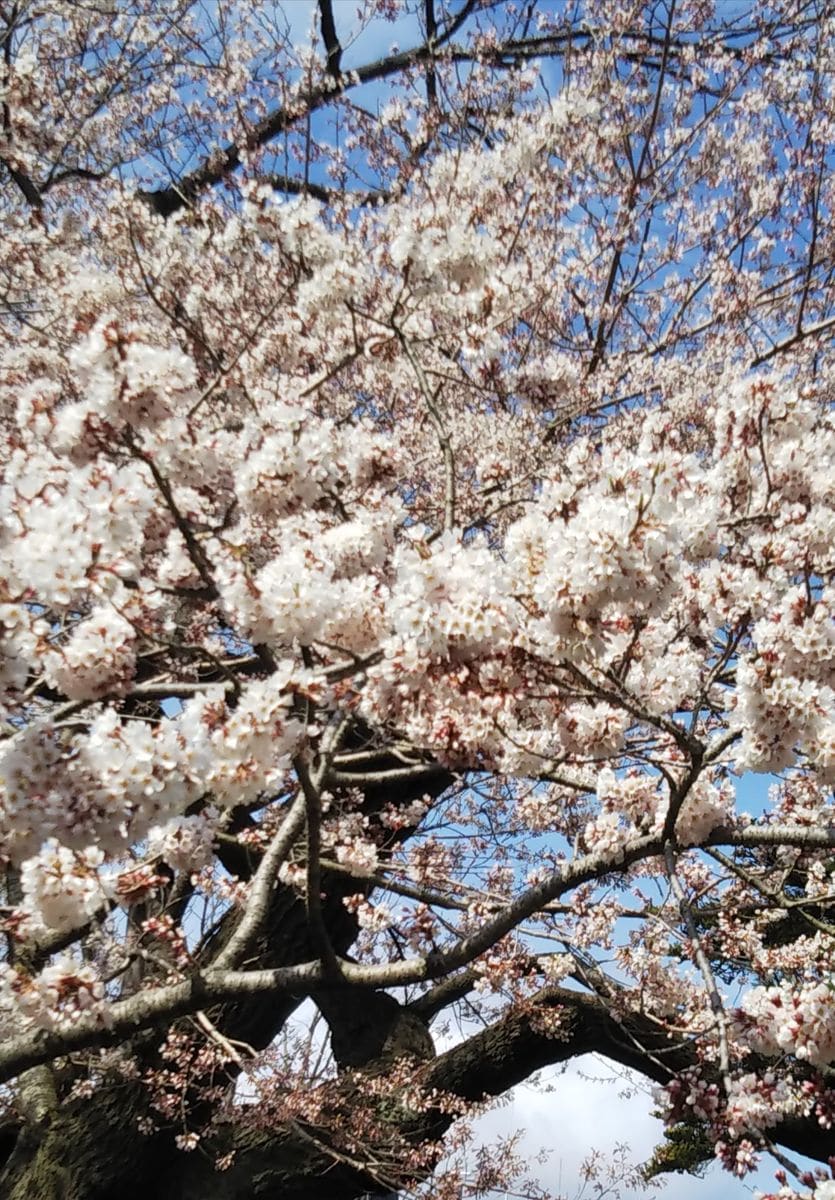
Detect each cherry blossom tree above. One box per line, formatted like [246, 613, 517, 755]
[1, 1, 835, 1198]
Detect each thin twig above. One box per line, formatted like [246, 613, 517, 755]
[663, 841, 732, 1091]
[397, 330, 456, 531]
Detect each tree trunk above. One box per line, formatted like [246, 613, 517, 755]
[0, 1081, 156, 1200]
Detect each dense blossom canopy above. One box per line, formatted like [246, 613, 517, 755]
[1, 2, 835, 1199]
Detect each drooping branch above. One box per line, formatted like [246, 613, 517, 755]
[426, 986, 835, 1167]
[426, 986, 694, 1101]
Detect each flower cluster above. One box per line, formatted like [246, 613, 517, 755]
[1, 6, 835, 1188]
[42, 607, 137, 701]
[0, 956, 109, 1036]
[19, 840, 107, 934]
[738, 982, 835, 1067]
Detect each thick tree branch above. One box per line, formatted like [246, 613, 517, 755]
[142, 1, 477, 219]
[318, 0, 342, 79]
[424, 0, 439, 109]
[259, 171, 389, 206]
[427, 986, 692, 1102]
[4, 823, 834, 1087]
[428, 986, 835, 1165]
[1, 158, 41, 208]
[209, 793, 306, 971]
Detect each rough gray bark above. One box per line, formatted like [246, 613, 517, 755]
[2, 979, 834, 1200]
